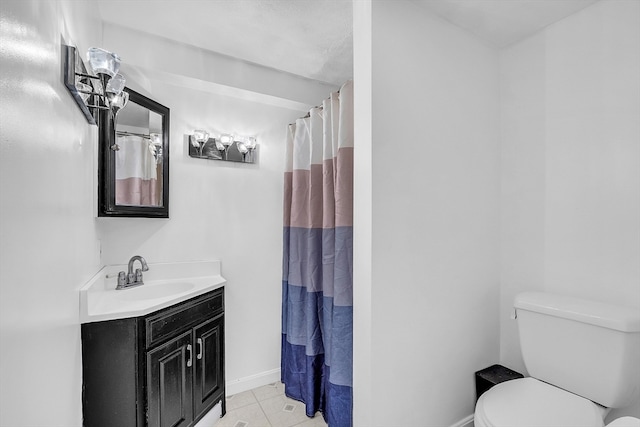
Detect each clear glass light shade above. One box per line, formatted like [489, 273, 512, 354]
[105, 73, 126, 95]
[214, 140, 225, 151]
[76, 81, 93, 103]
[220, 134, 233, 147]
[245, 136, 257, 150]
[87, 47, 121, 77]
[237, 142, 248, 154]
[110, 91, 129, 112]
[193, 129, 209, 143]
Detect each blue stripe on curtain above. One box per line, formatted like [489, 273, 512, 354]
[282, 226, 353, 426]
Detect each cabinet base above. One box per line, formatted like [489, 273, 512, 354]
[195, 400, 223, 427]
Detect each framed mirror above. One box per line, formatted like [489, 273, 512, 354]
[98, 88, 170, 218]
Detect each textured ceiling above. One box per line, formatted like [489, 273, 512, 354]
[413, 0, 600, 48]
[97, 0, 354, 86]
[97, 0, 601, 86]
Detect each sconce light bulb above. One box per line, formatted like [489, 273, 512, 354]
[245, 137, 257, 150]
[237, 142, 248, 154]
[193, 129, 209, 143]
[110, 91, 129, 117]
[220, 134, 233, 147]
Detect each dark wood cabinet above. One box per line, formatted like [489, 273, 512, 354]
[193, 315, 224, 418]
[147, 331, 194, 427]
[82, 288, 225, 427]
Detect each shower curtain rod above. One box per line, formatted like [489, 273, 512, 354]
[116, 130, 151, 139]
[288, 104, 324, 126]
[287, 83, 347, 126]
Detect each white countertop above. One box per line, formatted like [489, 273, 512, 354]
[80, 260, 226, 324]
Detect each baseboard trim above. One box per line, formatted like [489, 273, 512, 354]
[226, 368, 281, 396]
[450, 414, 474, 427]
[227, 373, 475, 427]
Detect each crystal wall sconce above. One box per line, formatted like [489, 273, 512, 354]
[188, 130, 257, 164]
[63, 45, 128, 125]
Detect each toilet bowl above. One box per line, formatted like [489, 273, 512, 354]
[474, 292, 640, 427]
[607, 417, 640, 427]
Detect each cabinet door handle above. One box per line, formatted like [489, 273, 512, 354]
[197, 338, 203, 360]
[186, 344, 192, 368]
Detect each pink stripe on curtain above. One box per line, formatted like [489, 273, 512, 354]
[116, 177, 158, 206]
[286, 148, 353, 230]
[288, 165, 324, 229]
[335, 147, 353, 228]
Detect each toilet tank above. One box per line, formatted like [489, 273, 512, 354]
[515, 292, 640, 408]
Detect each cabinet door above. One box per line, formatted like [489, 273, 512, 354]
[147, 331, 194, 427]
[193, 313, 225, 419]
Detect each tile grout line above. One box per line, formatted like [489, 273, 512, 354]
[251, 388, 274, 427]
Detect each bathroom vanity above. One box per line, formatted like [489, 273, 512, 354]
[80, 261, 226, 427]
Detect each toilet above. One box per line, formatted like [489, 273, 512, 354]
[475, 292, 640, 427]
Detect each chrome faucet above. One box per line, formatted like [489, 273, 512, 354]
[116, 255, 149, 290]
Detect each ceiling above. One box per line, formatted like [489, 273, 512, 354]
[414, 0, 600, 48]
[97, 0, 601, 86]
[97, 0, 354, 86]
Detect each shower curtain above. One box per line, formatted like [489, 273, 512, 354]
[115, 134, 158, 206]
[281, 80, 353, 427]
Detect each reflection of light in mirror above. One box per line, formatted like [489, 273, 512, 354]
[150, 133, 162, 146]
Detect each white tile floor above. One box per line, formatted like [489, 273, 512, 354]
[214, 382, 328, 427]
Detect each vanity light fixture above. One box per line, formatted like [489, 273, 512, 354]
[63, 44, 128, 125]
[188, 130, 258, 164]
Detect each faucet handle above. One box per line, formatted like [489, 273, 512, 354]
[117, 271, 127, 288]
[135, 268, 144, 283]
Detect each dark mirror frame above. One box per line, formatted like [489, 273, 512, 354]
[98, 87, 170, 218]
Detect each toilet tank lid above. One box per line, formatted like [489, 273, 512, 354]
[515, 292, 640, 332]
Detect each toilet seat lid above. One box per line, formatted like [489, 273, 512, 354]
[476, 377, 605, 427]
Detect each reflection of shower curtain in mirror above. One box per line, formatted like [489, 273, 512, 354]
[115, 135, 158, 206]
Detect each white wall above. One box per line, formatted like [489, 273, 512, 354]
[499, 0, 640, 419]
[354, 1, 501, 425]
[0, 1, 103, 425]
[352, 1, 373, 426]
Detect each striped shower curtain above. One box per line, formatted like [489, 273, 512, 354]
[115, 134, 159, 206]
[281, 80, 353, 427]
